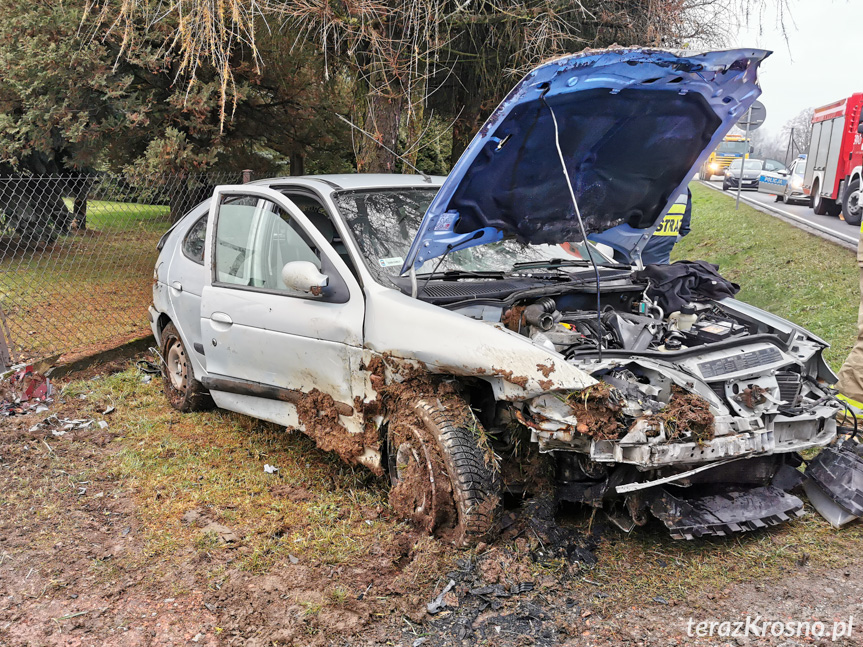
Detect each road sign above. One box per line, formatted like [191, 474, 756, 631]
[737, 100, 766, 130]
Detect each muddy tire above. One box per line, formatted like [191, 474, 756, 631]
[160, 322, 214, 412]
[387, 396, 500, 546]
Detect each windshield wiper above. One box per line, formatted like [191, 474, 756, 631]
[416, 269, 506, 280]
[512, 258, 625, 271]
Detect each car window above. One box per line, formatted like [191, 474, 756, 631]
[793, 159, 806, 178]
[182, 215, 207, 265]
[763, 160, 786, 172]
[214, 195, 321, 293]
[728, 159, 763, 171]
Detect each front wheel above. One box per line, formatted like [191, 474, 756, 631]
[160, 322, 214, 412]
[387, 394, 500, 545]
[843, 179, 862, 227]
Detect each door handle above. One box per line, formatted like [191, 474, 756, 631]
[211, 312, 233, 325]
[170, 281, 183, 292]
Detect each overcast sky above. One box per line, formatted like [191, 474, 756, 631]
[725, 0, 861, 136]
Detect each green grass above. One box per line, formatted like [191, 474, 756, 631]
[674, 183, 858, 369]
[62, 198, 170, 233]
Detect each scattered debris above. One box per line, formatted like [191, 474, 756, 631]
[1, 364, 54, 416]
[264, 464, 279, 474]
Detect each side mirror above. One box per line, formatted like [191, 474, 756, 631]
[749, 145, 755, 154]
[281, 260, 328, 295]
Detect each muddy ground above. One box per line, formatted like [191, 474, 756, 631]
[2, 359, 863, 646]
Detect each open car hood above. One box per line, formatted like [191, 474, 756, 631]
[401, 48, 769, 273]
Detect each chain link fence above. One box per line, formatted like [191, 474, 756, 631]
[0, 171, 248, 368]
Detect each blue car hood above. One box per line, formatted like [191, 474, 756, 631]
[401, 48, 769, 273]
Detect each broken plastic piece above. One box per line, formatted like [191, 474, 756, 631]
[802, 480, 859, 528]
[263, 464, 279, 474]
[803, 440, 863, 525]
[427, 579, 456, 614]
[645, 485, 805, 540]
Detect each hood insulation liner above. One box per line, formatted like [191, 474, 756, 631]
[449, 88, 721, 245]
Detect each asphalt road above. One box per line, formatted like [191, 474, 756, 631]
[700, 179, 860, 250]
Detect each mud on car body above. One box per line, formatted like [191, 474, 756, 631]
[150, 47, 843, 543]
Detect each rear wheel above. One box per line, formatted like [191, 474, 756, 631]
[387, 394, 500, 546]
[812, 181, 829, 215]
[843, 179, 862, 227]
[160, 322, 214, 412]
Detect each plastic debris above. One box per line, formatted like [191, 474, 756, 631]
[1, 364, 54, 416]
[427, 579, 456, 614]
[98, 420, 109, 429]
[264, 464, 279, 474]
[804, 439, 863, 527]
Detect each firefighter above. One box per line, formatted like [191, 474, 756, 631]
[641, 189, 692, 265]
[836, 229, 863, 407]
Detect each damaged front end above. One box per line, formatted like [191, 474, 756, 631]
[511, 300, 840, 538]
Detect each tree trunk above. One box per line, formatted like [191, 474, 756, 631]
[449, 72, 484, 168]
[356, 78, 404, 173]
[73, 196, 87, 231]
[290, 152, 305, 176]
[402, 79, 426, 173]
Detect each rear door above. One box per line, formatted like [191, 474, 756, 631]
[164, 202, 211, 367]
[199, 185, 365, 432]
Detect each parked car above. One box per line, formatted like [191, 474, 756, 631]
[151, 48, 842, 544]
[723, 158, 787, 191]
[758, 155, 809, 205]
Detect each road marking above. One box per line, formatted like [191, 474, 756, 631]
[698, 181, 858, 247]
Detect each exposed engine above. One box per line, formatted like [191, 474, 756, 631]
[506, 294, 749, 358]
[452, 281, 843, 539]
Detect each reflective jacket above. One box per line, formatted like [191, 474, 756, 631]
[588, 189, 692, 265]
[641, 189, 692, 265]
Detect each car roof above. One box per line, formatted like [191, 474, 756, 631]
[252, 174, 446, 191]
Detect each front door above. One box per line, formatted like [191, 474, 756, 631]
[200, 186, 365, 432]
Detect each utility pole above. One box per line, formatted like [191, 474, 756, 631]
[736, 106, 752, 211]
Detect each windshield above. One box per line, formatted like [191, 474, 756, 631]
[728, 159, 763, 171]
[717, 140, 748, 155]
[793, 159, 807, 178]
[334, 188, 613, 285]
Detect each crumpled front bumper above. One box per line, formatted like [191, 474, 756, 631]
[520, 392, 838, 469]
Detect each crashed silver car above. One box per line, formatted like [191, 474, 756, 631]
[150, 47, 843, 544]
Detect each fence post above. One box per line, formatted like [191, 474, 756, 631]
[242, 169, 253, 184]
[0, 305, 13, 372]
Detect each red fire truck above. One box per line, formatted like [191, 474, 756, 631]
[804, 93, 863, 226]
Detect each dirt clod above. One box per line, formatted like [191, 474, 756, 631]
[501, 305, 527, 332]
[567, 382, 623, 440]
[642, 385, 715, 441]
